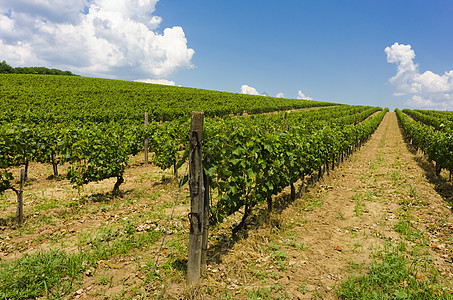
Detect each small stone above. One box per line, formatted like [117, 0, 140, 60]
[85, 268, 94, 276]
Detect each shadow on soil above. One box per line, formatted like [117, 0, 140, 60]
[206, 174, 321, 265]
[205, 153, 360, 267]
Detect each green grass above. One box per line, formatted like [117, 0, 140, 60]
[0, 249, 86, 299]
[247, 284, 288, 300]
[0, 220, 163, 298]
[394, 216, 426, 244]
[0, 193, 10, 211]
[336, 243, 452, 299]
[303, 194, 324, 211]
[351, 193, 365, 217]
[389, 170, 402, 183]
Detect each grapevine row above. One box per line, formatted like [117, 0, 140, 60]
[1, 105, 381, 199]
[203, 108, 388, 223]
[402, 109, 453, 132]
[396, 109, 453, 176]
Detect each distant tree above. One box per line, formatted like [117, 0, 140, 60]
[0, 60, 78, 76]
[0, 61, 15, 74]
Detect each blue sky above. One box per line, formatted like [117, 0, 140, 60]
[1, 1, 453, 110]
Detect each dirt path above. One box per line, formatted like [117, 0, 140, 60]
[193, 112, 453, 299]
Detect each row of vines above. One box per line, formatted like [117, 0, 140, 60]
[2, 104, 387, 225]
[396, 108, 453, 176]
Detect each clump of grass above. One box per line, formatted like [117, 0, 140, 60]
[394, 215, 426, 244]
[389, 170, 401, 183]
[0, 249, 86, 299]
[351, 193, 364, 217]
[0, 220, 164, 298]
[337, 243, 452, 299]
[247, 284, 287, 299]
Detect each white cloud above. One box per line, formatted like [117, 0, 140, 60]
[241, 84, 262, 96]
[297, 90, 313, 100]
[135, 78, 175, 85]
[386, 42, 453, 109]
[0, 0, 194, 80]
[276, 92, 284, 98]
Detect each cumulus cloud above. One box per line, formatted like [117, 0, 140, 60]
[276, 92, 284, 98]
[241, 84, 262, 96]
[0, 0, 194, 80]
[297, 90, 313, 100]
[135, 78, 175, 85]
[385, 42, 453, 109]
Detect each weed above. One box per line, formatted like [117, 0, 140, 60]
[97, 271, 113, 286]
[35, 214, 55, 226]
[0, 248, 86, 299]
[337, 243, 452, 299]
[389, 170, 401, 183]
[285, 236, 298, 248]
[346, 260, 363, 272]
[269, 243, 281, 251]
[297, 242, 309, 251]
[353, 197, 363, 217]
[304, 195, 324, 211]
[273, 250, 287, 261]
[351, 242, 363, 253]
[408, 185, 419, 199]
[272, 250, 288, 271]
[376, 155, 384, 165]
[298, 281, 308, 294]
[247, 287, 271, 299]
[0, 193, 10, 211]
[33, 197, 60, 212]
[392, 159, 401, 169]
[394, 215, 426, 244]
[247, 284, 288, 299]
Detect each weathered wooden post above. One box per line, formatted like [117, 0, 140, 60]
[144, 112, 149, 165]
[16, 169, 25, 225]
[187, 111, 205, 285]
[51, 152, 58, 177]
[201, 163, 210, 275]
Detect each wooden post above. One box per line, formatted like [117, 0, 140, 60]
[144, 112, 149, 165]
[299, 175, 305, 197]
[201, 166, 210, 274]
[51, 152, 58, 177]
[24, 160, 29, 182]
[187, 111, 205, 285]
[16, 169, 25, 225]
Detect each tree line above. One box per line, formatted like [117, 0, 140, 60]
[0, 60, 78, 76]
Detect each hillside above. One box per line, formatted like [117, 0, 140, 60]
[0, 74, 336, 123]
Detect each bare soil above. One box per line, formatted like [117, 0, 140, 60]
[1, 112, 453, 299]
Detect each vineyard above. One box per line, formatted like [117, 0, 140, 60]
[396, 109, 453, 177]
[1, 74, 453, 299]
[0, 74, 335, 123]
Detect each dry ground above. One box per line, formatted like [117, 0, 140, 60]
[1, 112, 453, 299]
